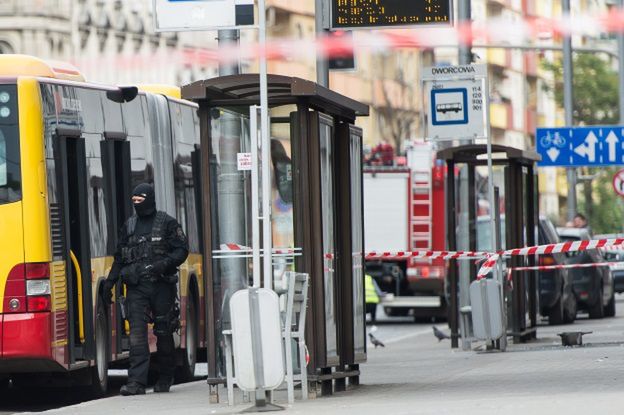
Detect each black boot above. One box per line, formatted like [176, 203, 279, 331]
[120, 382, 146, 396]
[153, 377, 174, 393]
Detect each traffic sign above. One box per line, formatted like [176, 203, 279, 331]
[422, 65, 488, 140]
[536, 126, 624, 167]
[153, 0, 254, 32]
[613, 169, 624, 197]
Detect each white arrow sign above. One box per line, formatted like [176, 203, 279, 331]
[606, 131, 619, 162]
[574, 131, 598, 162]
[547, 147, 560, 162]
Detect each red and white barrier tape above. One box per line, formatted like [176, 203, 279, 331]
[509, 262, 618, 272]
[600, 245, 624, 252]
[477, 238, 624, 278]
[366, 250, 490, 261]
[219, 239, 624, 275]
[216, 243, 299, 255]
[69, 10, 624, 69]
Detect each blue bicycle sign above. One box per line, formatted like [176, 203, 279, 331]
[539, 131, 566, 149]
[537, 126, 624, 167]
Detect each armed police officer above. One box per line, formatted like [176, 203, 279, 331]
[102, 183, 189, 396]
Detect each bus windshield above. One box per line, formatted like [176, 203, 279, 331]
[0, 84, 21, 204]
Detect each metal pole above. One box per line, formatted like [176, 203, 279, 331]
[258, 0, 273, 291]
[218, 30, 240, 76]
[618, 0, 624, 124]
[454, 1, 472, 150]
[216, 30, 245, 336]
[315, 0, 329, 87]
[483, 77, 497, 274]
[250, 106, 261, 289]
[458, 0, 472, 65]
[563, 0, 577, 222]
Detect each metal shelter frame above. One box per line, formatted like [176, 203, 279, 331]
[182, 74, 369, 397]
[437, 144, 541, 347]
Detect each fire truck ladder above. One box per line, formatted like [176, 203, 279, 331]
[411, 168, 432, 250]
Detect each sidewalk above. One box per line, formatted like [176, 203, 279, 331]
[33, 308, 624, 415]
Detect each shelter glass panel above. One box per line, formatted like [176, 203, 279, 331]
[270, 113, 295, 280]
[319, 114, 338, 361]
[210, 108, 253, 375]
[350, 127, 366, 356]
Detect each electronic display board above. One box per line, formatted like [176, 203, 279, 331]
[331, 0, 452, 29]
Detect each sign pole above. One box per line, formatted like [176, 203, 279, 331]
[315, 0, 329, 87]
[254, 0, 273, 407]
[563, 0, 577, 222]
[483, 78, 497, 267]
[258, 0, 272, 293]
[247, 1, 282, 411]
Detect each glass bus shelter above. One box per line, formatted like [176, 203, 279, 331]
[437, 145, 540, 347]
[182, 74, 369, 396]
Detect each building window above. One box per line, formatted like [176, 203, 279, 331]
[0, 41, 14, 54]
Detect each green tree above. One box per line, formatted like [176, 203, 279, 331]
[542, 54, 624, 234]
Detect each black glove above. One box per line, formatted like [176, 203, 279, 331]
[120, 264, 134, 279]
[151, 259, 169, 276]
[101, 279, 115, 305]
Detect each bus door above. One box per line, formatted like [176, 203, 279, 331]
[54, 129, 95, 363]
[101, 133, 132, 353]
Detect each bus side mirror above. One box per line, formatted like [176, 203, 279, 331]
[106, 86, 139, 103]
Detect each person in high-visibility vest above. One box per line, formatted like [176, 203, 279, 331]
[365, 274, 381, 323]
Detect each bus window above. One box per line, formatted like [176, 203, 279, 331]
[0, 84, 21, 204]
[123, 96, 146, 137]
[0, 132, 6, 186]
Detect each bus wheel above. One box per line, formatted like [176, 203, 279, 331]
[176, 294, 197, 383]
[91, 300, 109, 397]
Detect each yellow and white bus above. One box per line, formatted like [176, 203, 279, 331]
[0, 55, 204, 395]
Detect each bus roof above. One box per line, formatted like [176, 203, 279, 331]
[0, 54, 85, 82]
[138, 84, 182, 99]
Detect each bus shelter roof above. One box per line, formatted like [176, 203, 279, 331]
[437, 144, 541, 165]
[182, 74, 369, 121]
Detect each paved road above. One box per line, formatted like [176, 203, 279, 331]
[2, 295, 624, 414]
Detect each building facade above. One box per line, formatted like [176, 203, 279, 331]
[0, 0, 220, 85]
[0, 0, 424, 151]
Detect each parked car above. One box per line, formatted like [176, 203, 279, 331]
[557, 227, 616, 318]
[538, 218, 577, 324]
[594, 234, 624, 294]
[476, 216, 576, 324]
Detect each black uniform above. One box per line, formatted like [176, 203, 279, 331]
[103, 183, 188, 395]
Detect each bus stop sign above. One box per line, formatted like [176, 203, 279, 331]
[422, 65, 488, 141]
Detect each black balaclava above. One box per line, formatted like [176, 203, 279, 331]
[132, 183, 156, 217]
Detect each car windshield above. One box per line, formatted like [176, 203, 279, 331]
[0, 84, 21, 204]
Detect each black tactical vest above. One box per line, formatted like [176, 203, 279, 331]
[121, 211, 169, 264]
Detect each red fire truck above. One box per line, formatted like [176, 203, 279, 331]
[364, 141, 447, 321]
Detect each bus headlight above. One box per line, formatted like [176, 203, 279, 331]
[0, 92, 10, 103]
[0, 106, 10, 118]
[27, 279, 51, 296]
